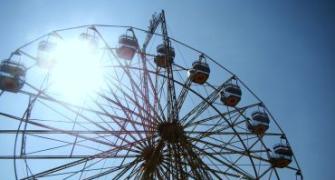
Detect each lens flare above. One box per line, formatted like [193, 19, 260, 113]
[48, 38, 104, 103]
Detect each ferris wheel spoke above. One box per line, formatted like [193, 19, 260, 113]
[132, 167, 143, 180]
[154, 167, 165, 180]
[158, 161, 173, 179]
[95, 102, 144, 145]
[100, 84, 152, 123]
[256, 166, 273, 179]
[110, 89, 147, 141]
[204, 134, 245, 153]
[203, 132, 239, 153]
[124, 163, 144, 180]
[204, 149, 250, 179]
[186, 102, 260, 131]
[0, 154, 139, 159]
[39, 160, 108, 179]
[63, 158, 104, 180]
[20, 137, 148, 180]
[190, 143, 253, 179]
[63, 159, 125, 180]
[191, 116, 248, 140]
[17, 89, 116, 120]
[35, 99, 121, 147]
[0, 129, 152, 135]
[176, 144, 191, 179]
[177, 145, 203, 179]
[102, 41, 154, 128]
[273, 167, 280, 180]
[190, 136, 269, 167]
[187, 111, 247, 144]
[108, 66, 177, 124]
[169, 144, 183, 178]
[48, 95, 126, 125]
[100, 89, 160, 129]
[173, 79, 257, 179]
[106, 68, 165, 125]
[41, 102, 119, 156]
[110, 81, 164, 125]
[207, 153, 255, 179]
[195, 155, 225, 179]
[267, 168, 274, 180]
[0, 112, 118, 147]
[170, 137, 216, 179]
[247, 136, 264, 151]
[95, 102, 154, 148]
[97, 112, 140, 149]
[21, 158, 95, 179]
[17, 50, 39, 66]
[17, 118, 136, 162]
[113, 84, 158, 133]
[23, 83, 131, 141]
[207, 135, 267, 159]
[184, 130, 283, 137]
[223, 152, 252, 178]
[184, 112, 221, 128]
[180, 77, 234, 124]
[224, 106, 249, 124]
[111, 56, 150, 116]
[22, 133, 107, 156]
[138, 49, 153, 128]
[208, 168, 244, 179]
[30, 129, 143, 158]
[97, 101, 154, 128]
[84, 157, 140, 180]
[193, 138, 246, 154]
[157, 163, 172, 180]
[161, 157, 187, 180]
[170, 150, 242, 179]
[115, 69, 148, 127]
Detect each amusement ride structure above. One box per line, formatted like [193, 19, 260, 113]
[0, 10, 302, 179]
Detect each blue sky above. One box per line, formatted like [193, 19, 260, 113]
[0, 0, 334, 179]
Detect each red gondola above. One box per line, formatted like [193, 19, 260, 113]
[247, 110, 270, 135]
[116, 29, 138, 60]
[0, 60, 26, 92]
[188, 54, 210, 84]
[220, 81, 242, 107]
[154, 44, 175, 68]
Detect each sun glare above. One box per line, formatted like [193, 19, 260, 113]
[48, 38, 104, 103]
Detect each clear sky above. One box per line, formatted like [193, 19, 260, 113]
[0, 0, 334, 179]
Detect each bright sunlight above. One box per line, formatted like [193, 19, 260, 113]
[48, 36, 104, 103]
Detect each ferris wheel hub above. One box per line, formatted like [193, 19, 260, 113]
[140, 146, 163, 173]
[158, 121, 185, 143]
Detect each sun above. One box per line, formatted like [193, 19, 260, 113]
[48, 37, 105, 103]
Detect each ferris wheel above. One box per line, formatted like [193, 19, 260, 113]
[0, 10, 303, 179]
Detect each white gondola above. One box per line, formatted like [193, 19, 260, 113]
[247, 110, 270, 135]
[116, 30, 138, 60]
[269, 142, 293, 168]
[37, 39, 57, 68]
[220, 82, 242, 107]
[188, 55, 210, 84]
[154, 44, 175, 68]
[0, 60, 26, 92]
[79, 28, 98, 49]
